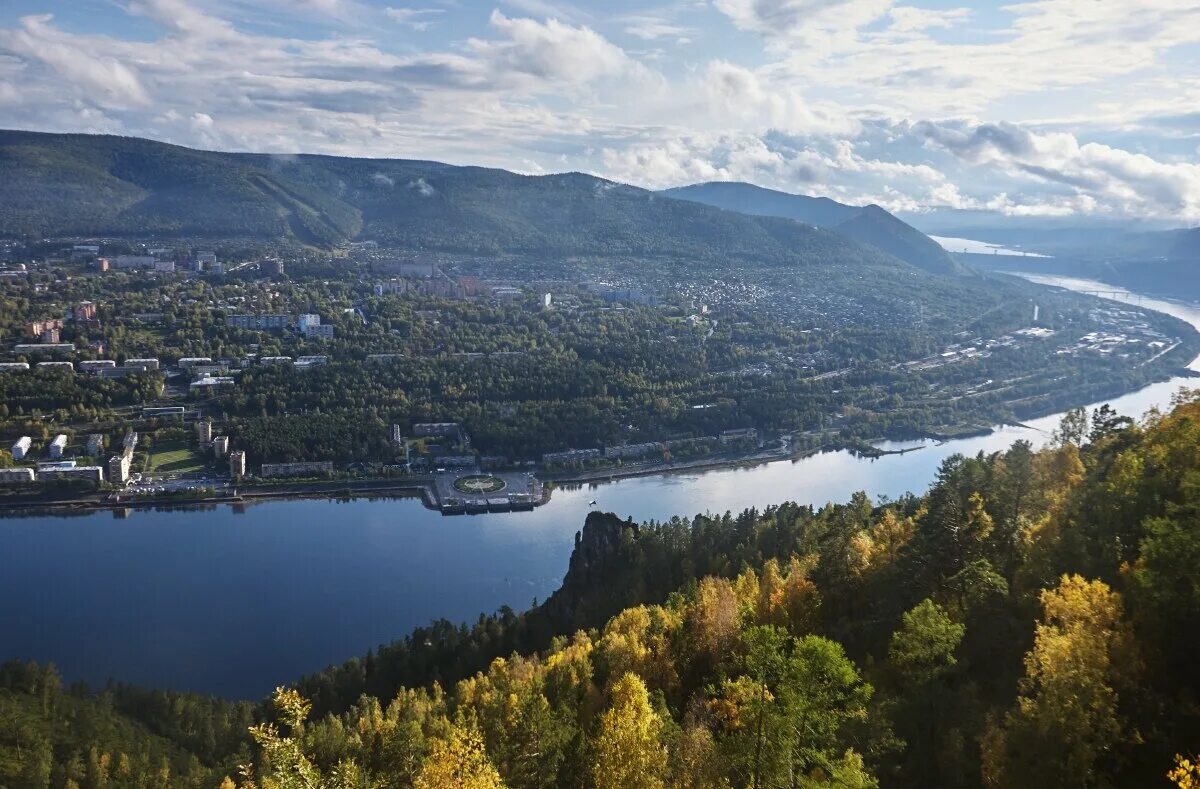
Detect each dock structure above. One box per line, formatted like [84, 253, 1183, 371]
[429, 470, 544, 515]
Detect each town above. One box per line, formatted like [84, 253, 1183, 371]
[1, 238, 1196, 512]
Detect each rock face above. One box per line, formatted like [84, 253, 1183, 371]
[543, 511, 640, 630]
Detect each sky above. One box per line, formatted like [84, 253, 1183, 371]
[1, 0, 1199, 223]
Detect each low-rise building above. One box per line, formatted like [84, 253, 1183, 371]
[0, 467, 35, 484]
[178, 357, 213, 369]
[49, 434, 68, 458]
[604, 442, 661, 460]
[367, 353, 404, 363]
[228, 314, 290, 330]
[542, 448, 601, 465]
[190, 376, 235, 391]
[0, 362, 29, 372]
[720, 428, 759, 445]
[39, 466, 104, 485]
[124, 358, 160, 371]
[296, 355, 328, 370]
[35, 361, 75, 372]
[11, 437, 31, 461]
[15, 343, 74, 354]
[153, 260, 176, 273]
[78, 359, 117, 372]
[86, 434, 104, 457]
[259, 461, 334, 478]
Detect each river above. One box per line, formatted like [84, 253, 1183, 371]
[1, 275, 1196, 699]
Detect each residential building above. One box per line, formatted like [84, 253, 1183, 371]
[108, 453, 132, 484]
[604, 442, 661, 460]
[0, 468, 35, 484]
[108, 430, 138, 485]
[720, 428, 759, 445]
[259, 356, 293, 366]
[197, 420, 213, 444]
[295, 355, 328, 370]
[78, 359, 117, 372]
[35, 361, 75, 372]
[297, 314, 321, 331]
[124, 358, 160, 371]
[262, 258, 285, 276]
[196, 251, 217, 266]
[86, 434, 104, 457]
[26, 318, 64, 338]
[40, 466, 104, 485]
[228, 314, 289, 330]
[367, 353, 404, 363]
[0, 362, 29, 372]
[74, 301, 98, 322]
[374, 279, 409, 295]
[14, 344, 73, 354]
[178, 357, 213, 369]
[542, 448, 601, 465]
[111, 255, 155, 269]
[212, 436, 229, 458]
[259, 461, 334, 478]
[49, 434, 68, 458]
[40, 327, 60, 343]
[302, 323, 334, 339]
[11, 436, 31, 460]
[229, 450, 246, 478]
[153, 260, 176, 273]
[71, 244, 99, 259]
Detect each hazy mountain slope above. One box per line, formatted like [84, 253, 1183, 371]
[0, 131, 924, 275]
[663, 181, 963, 275]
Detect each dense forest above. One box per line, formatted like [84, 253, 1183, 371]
[0, 130, 935, 275]
[4, 393, 1200, 787]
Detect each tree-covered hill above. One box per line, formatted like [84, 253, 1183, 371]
[0, 130, 927, 279]
[663, 181, 964, 276]
[6, 395, 1200, 787]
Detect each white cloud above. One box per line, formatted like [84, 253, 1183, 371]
[917, 120, 1200, 219]
[385, 6, 444, 30]
[469, 11, 650, 86]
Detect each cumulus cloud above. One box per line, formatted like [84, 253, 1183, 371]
[916, 120, 1200, 219]
[2, 1, 1200, 222]
[469, 11, 650, 86]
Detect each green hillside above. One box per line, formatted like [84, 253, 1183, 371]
[664, 180, 964, 276]
[0, 131, 922, 277]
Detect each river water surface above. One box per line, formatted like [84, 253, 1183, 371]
[1, 275, 1196, 698]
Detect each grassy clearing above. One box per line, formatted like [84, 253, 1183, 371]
[148, 441, 206, 474]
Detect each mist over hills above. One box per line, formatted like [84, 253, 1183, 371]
[662, 181, 964, 276]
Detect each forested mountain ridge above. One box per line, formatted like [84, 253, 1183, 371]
[0, 130, 924, 278]
[6, 394, 1200, 787]
[663, 181, 964, 276]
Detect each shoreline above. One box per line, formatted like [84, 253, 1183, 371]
[3, 359, 1197, 517]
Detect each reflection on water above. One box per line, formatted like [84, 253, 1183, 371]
[1, 274, 1197, 698]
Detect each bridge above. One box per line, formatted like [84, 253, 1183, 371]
[1079, 289, 1143, 302]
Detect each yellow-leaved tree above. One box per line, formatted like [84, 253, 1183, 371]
[414, 720, 504, 789]
[982, 575, 1135, 789]
[592, 672, 667, 789]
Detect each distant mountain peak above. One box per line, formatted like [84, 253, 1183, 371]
[662, 181, 964, 276]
